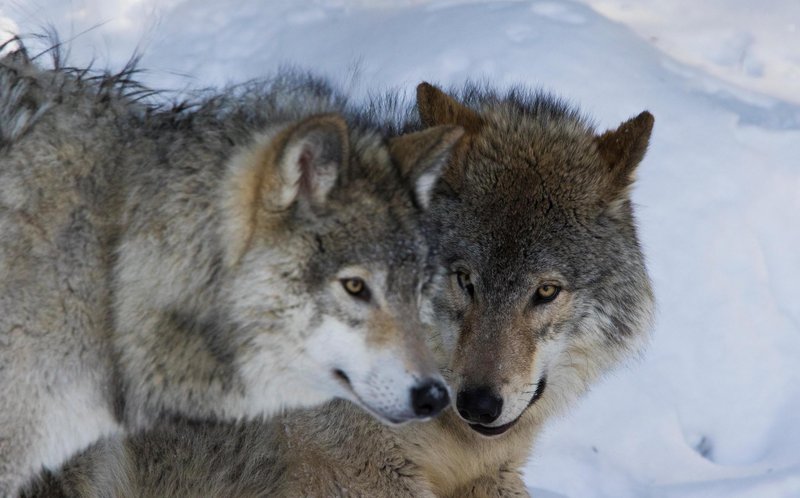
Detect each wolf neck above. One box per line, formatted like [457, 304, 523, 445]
[396, 409, 539, 496]
[110, 127, 259, 428]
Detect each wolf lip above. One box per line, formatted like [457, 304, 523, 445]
[468, 376, 547, 437]
[469, 419, 516, 436]
[333, 369, 351, 386]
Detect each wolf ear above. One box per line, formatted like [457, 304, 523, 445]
[389, 126, 464, 209]
[416, 82, 483, 134]
[273, 114, 348, 209]
[596, 111, 654, 209]
[221, 114, 348, 267]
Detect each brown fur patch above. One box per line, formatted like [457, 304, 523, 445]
[417, 82, 484, 134]
[595, 111, 654, 202]
[388, 125, 464, 178]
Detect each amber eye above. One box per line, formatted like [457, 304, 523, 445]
[456, 270, 475, 298]
[533, 284, 560, 304]
[341, 278, 371, 301]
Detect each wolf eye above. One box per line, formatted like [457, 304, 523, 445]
[455, 270, 475, 298]
[533, 284, 560, 305]
[341, 278, 371, 302]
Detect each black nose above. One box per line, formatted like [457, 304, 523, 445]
[456, 386, 503, 424]
[410, 379, 450, 418]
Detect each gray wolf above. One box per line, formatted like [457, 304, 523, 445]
[0, 48, 459, 496]
[20, 81, 655, 497]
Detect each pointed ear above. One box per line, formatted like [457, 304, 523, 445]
[596, 111, 654, 205]
[221, 114, 348, 267]
[389, 125, 464, 209]
[273, 114, 348, 209]
[416, 82, 483, 133]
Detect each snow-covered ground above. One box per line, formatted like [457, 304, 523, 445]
[2, 1, 798, 496]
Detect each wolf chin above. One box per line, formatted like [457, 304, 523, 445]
[20, 82, 655, 497]
[0, 48, 465, 495]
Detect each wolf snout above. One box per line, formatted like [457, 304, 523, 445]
[456, 386, 503, 424]
[410, 378, 450, 418]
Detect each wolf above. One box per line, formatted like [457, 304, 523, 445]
[0, 48, 461, 496]
[21, 82, 655, 498]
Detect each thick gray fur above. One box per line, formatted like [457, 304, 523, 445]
[20, 81, 655, 497]
[0, 48, 461, 496]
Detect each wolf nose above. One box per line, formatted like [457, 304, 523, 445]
[456, 386, 503, 424]
[410, 379, 450, 418]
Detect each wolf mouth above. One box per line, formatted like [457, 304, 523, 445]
[333, 368, 352, 386]
[469, 376, 547, 437]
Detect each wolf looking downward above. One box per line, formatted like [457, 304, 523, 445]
[23, 82, 655, 497]
[0, 50, 460, 495]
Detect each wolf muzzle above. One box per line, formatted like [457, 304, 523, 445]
[457, 377, 548, 436]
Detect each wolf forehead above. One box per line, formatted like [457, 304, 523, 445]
[457, 94, 610, 208]
[300, 129, 435, 277]
[433, 90, 646, 281]
[307, 206, 433, 278]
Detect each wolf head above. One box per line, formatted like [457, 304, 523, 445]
[417, 83, 655, 436]
[221, 113, 461, 424]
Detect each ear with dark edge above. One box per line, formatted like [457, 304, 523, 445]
[389, 125, 464, 209]
[596, 111, 654, 208]
[416, 82, 483, 133]
[274, 113, 349, 209]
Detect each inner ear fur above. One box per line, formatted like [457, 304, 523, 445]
[273, 113, 349, 208]
[416, 82, 483, 134]
[389, 125, 464, 209]
[222, 113, 349, 267]
[595, 111, 654, 205]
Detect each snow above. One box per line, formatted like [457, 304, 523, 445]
[1, 0, 798, 496]
[577, 0, 800, 105]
